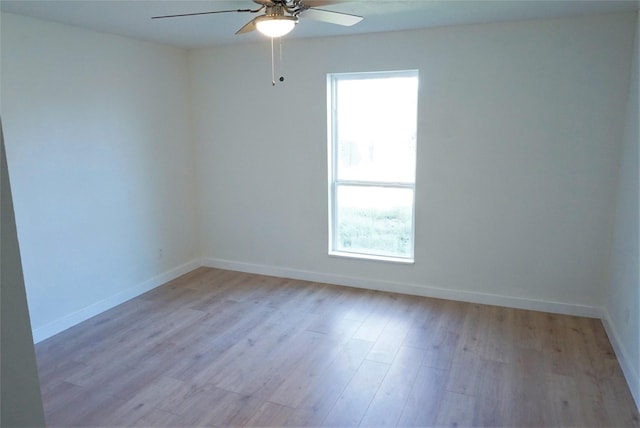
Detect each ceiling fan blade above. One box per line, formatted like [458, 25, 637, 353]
[300, 8, 362, 26]
[236, 17, 259, 34]
[301, 0, 343, 7]
[152, 9, 255, 19]
[253, 0, 275, 5]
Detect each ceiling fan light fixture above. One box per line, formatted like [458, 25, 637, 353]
[255, 15, 298, 38]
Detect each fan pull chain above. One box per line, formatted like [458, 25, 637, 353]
[270, 37, 285, 86]
[271, 37, 276, 86]
[279, 38, 284, 83]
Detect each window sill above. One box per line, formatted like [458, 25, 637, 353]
[329, 250, 414, 265]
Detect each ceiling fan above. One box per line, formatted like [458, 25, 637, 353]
[152, 0, 363, 38]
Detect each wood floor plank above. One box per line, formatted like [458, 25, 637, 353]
[396, 365, 449, 427]
[445, 353, 484, 395]
[108, 376, 185, 426]
[267, 333, 344, 408]
[351, 292, 411, 343]
[543, 313, 577, 377]
[204, 310, 315, 389]
[545, 373, 587, 427]
[366, 316, 414, 364]
[434, 391, 476, 428]
[514, 346, 545, 377]
[282, 338, 373, 426]
[512, 309, 545, 350]
[154, 380, 216, 416]
[37, 359, 86, 396]
[45, 386, 127, 427]
[403, 298, 463, 351]
[131, 407, 182, 427]
[244, 402, 294, 427]
[160, 385, 243, 427]
[480, 305, 515, 363]
[306, 312, 363, 338]
[597, 361, 640, 427]
[34, 267, 639, 428]
[359, 346, 425, 426]
[507, 372, 556, 427]
[421, 329, 459, 370]
[217, 328, 325, 395]
[472, 359, 512, 427]
[321, 359, 390, 426]
[340, 288, 379, 322]
[40, 380, 86, 417]
[37, 297, 158, 367]
[456, 304, 489, 358]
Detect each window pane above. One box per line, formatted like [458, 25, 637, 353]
[335, 185, 413, 258]
[336, 76, 418, 183]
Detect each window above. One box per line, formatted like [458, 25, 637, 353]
[328, 70, 419, 262]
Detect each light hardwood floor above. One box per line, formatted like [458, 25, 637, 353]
[36, 267, 639, 427]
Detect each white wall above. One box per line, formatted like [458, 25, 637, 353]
[605, 11, 640, 408]
[0, 13, 199, 340]
[192, 12, 636, 315]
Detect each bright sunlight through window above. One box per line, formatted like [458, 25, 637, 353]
[328, 70, 419, 262]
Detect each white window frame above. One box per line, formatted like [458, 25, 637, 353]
[327, 70, 418, 263]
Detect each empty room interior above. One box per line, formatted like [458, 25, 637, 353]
[1, 0, 639, 426]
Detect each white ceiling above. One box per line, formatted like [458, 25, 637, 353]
[1, 0, 638, 48]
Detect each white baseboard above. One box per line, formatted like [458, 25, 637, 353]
[32, 259, 201, 343]
[602, 311, 640, 411]
[201, 257, 601, 319]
